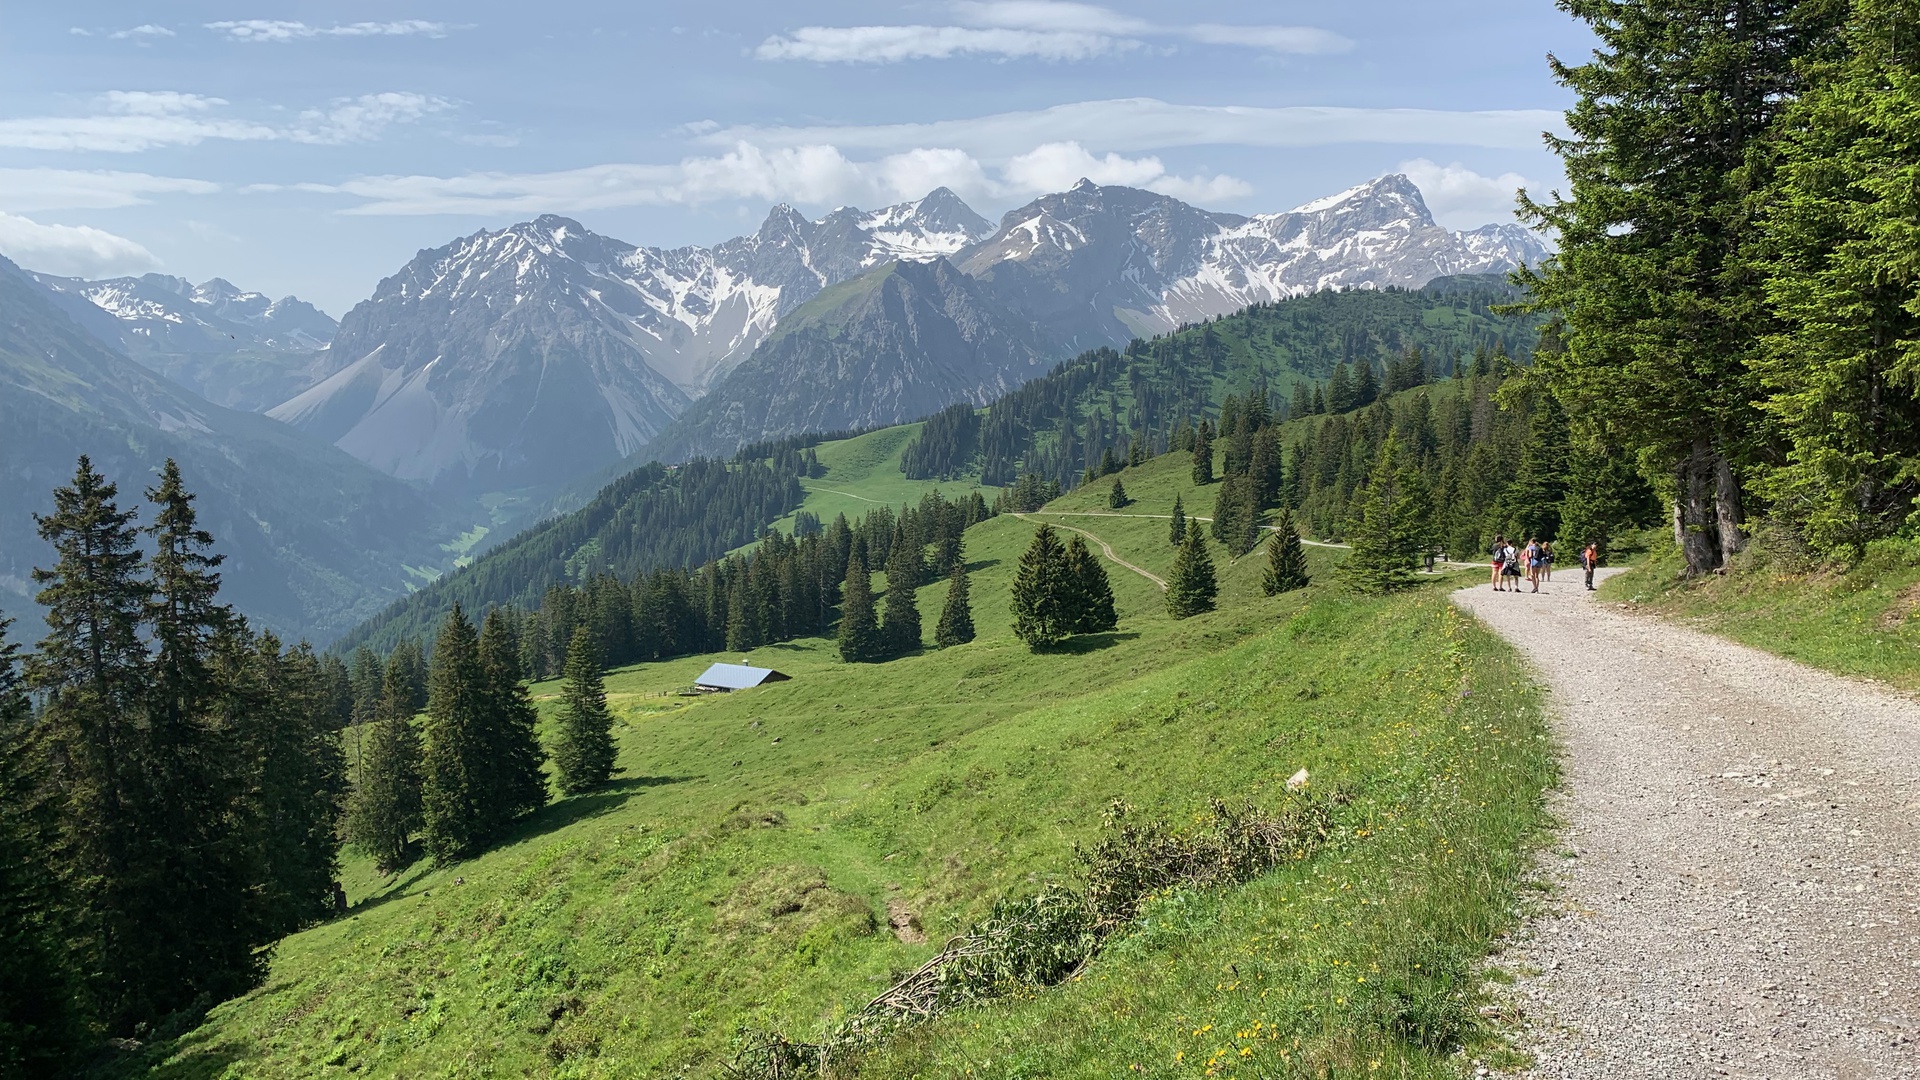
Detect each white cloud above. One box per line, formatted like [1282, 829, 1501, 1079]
[760, 2, 1350, 63]
[292, 93, 453, 144]
[0, 168, 219, 212]
[705, 98, 1561, 157]
[0, 90, 448, 152]
[0, 212, 161, 277]
[318, 139, 1248, 216]
[1397, 158, 1536, 228]
[108, 24, 176, 40]
[755, 25, 1126, 63]
[204, 20, 449, 43]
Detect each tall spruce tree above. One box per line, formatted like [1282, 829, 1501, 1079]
[240, 637, 347, 938]
[1062, 535, 1119, 635]
[1262, 508, 1311, 595]
[141, 461, 267, 1015]
[479, 609, 549, 827]
[1011, 524, 1070, 647]
[1496, 393, 1573, 542]
[881, 529, 923, 657]
[1759, 0, 1920, 556]
[422, 605, 491, 862]
[1336, 434, 1430, 593]
[1558, 438, 1660, 559]
[344, 664, 423, 876]
[0, 612, 85, 1076]
[837, 549, 883, 662]
[28, 458, 154, 1030]
[1191, 421, 1215, 485]
[935, 563, 976, 647]
[387, 639, 429, 715]
[1109, 477, 1130, 508]
[554, 628, 616, 794]
[1168, 494, 1186, 545]
[1167, 520, 1218, 618]
[1520, 0, 1847, 574]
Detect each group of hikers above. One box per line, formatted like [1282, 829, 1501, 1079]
[1488, 535, 1601, 592]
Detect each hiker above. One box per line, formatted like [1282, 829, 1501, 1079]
[1502, 540, 1523, 591]
[1525, 538, 1543, 593]
[1541, 539, 1555, 582]
[1581, 541, 1600, 591]
[1489, 534, 1508, 590]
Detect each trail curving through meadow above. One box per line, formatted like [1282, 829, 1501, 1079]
[1453, 572, 1920, 1077]
[1011, 513, 1167, 590]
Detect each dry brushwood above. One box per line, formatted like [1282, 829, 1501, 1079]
[725, 793, 1334, 1079]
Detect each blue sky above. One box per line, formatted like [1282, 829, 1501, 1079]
[0, 2, 1593, 315]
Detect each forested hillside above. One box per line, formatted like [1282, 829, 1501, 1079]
[901, 274, 1541, 487]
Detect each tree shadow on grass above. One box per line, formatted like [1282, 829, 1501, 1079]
[1032, 631, 1141, 655]
[99, 1027, 252, 1080]
[964, 557, 1002, 573]
[344, 775, 694, 917]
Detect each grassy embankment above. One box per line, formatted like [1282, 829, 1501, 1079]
[1600, 532, 1920, 691]
[122, 447, 1556, 1079]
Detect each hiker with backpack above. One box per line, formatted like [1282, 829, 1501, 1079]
[1524, 538, 1544, 593]
[1581, 541, 1600, 591]
[1502, 540, 1522, 591]
[1489, 534, 1509, 591]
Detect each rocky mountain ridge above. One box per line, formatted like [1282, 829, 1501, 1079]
[269, 174, 1546, 490]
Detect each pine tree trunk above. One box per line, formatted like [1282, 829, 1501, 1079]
[1675, 439, 1722, 576]
[1713, 447, 1746, 568]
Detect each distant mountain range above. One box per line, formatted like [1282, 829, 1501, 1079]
[0, 255, 467, 644]
[21, 175, 1542, 499]
[30, 271, 338, 411]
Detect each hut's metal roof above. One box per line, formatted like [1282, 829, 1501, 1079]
[694, 663, 791, 690]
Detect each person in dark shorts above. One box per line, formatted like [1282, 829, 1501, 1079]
[1581, 541, 1600, 590]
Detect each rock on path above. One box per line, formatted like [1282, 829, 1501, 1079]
[1454, 572, 1920, 1078]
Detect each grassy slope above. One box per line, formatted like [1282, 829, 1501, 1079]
[127, 450, 1553, 1080]
[766, 423, 1002, 537]
[1600, 534, 1920, 691]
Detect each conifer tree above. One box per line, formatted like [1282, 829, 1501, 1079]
[1758, 0, 1920, 555]
[0, 612, 84, 1076]
[1262, 508, 1311, 595]
[1557, 438, 1660, 560]
[1520, 0, 1845, 574]
[140, 460, 266, 1012]
[1212, 476, 1261, 556]
[479, 609, 548, 826]
[1063, 535, 1118, 635]
[344, 663, 423, 875]
[837, 549, 883, 662]
[1250, 427, 1283, 511]
[1336, 434, 1429, 593]
[242, 637, 348, 937]
[421, 605, 490, 862]
[387, 638, 429, 715]
[935, 562, 976, 648]
[554, 627, 616, 794]
[28, 458, 155, 1029]
[1495, 393, 1572, 542]
[1167, 520, 1218, 618]
[1168, 494, 1186, 545]
[1191, 421, 1215, 485]
[880, 532, 923, 657]
[1011, 524, 1070, 647]
[1109, 477, 1130, 508]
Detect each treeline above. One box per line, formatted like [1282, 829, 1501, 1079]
[472, 489, 995, 681]
[1, 459, 352, 1073]
[901, 276, 1542, 489]
[1524, 0, 1920, 571]
[339, 454, 811, 655]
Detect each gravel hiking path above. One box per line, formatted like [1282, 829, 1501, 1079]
[1011, 513, 1167, 589]
[1454, 572, 1920, 1079]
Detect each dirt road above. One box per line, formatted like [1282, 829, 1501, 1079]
[1453, 573, 1920, 1078]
